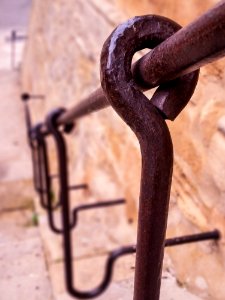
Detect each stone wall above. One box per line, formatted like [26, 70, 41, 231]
[21, 0, 225, 299]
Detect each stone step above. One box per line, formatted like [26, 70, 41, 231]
[0, 179, 34, 212]
[34, 194, 201, 300]
[48, 259, 201, 300]
[0, 209, 53, 300]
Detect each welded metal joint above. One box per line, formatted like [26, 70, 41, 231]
[101, 15, 199, 300]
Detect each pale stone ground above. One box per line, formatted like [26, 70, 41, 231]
[0, 28, 53, 299]
[34, 195, 202, 300]
[0, 18, 202, 300]
[21, 0, 225, 297]
[0, 210, 53, 300]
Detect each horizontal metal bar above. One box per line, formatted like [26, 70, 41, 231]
[6, 35, 27, 42]
[120, 230, 221, 255]
[69, 184, 88, 190]
[71, 198, 125, 227]
[71, 229, 220, 298]
[21, 93, 45, 101]
[49, 174, 88, 190]
[29, 0, 225, 134]
[6, 30, 28, 42]
[165, 229, 220, 247]
[73, 198, 125, 212]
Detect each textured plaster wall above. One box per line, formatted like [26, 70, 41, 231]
[22, 0, 225, 299]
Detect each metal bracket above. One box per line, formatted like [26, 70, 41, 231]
[22, 12, 223, 300]
[101, 15, 206, 300]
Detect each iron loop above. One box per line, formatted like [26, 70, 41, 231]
[101, 15, 199, 121]
[101, 15, 199, 300]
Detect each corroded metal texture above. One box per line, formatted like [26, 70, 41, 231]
[46, 109, 126, 299]
[132, 0, 225, 89]
[32, 103, 219, 300]
[100, 15, 198, 300]
[41, 0, 224, 129]
[26, 1, 225, 132]
[22, 2, 225, 298]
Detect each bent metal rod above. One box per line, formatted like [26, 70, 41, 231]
[22, 1, 225, 300]
[21, 0, 225, 132]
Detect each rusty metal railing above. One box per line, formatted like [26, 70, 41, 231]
[22, 1, 225, 299]
[5, 30, 27, 70]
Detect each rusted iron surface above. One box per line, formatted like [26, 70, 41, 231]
[133, 0, 225, 89]
[29, 0, 225, 131]
[100, 15, 199, 300]
[22, 1, 225, 298]
[45, 109, 220, 299]
[46, 109, 126, 298]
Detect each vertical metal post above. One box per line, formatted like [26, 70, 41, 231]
[11, 30, 16, 69]
[101, 15, 199, 299]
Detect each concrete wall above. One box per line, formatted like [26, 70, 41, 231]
[22, 1, 225, 299]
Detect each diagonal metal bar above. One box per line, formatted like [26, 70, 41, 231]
[26, 0, 225, 134]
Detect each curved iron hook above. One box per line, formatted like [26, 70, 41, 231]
[90, 228, 221, 296]
[23, 100, 86, 233]
[45, 109, 127, 298]
[101, 15, 199, 300]
[31, 113, 124, 235]
[30, 124, 64, 234]
[31, 124, 59, 207]
[37, 113, 219, 300]
[96, 228, 221, 296]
